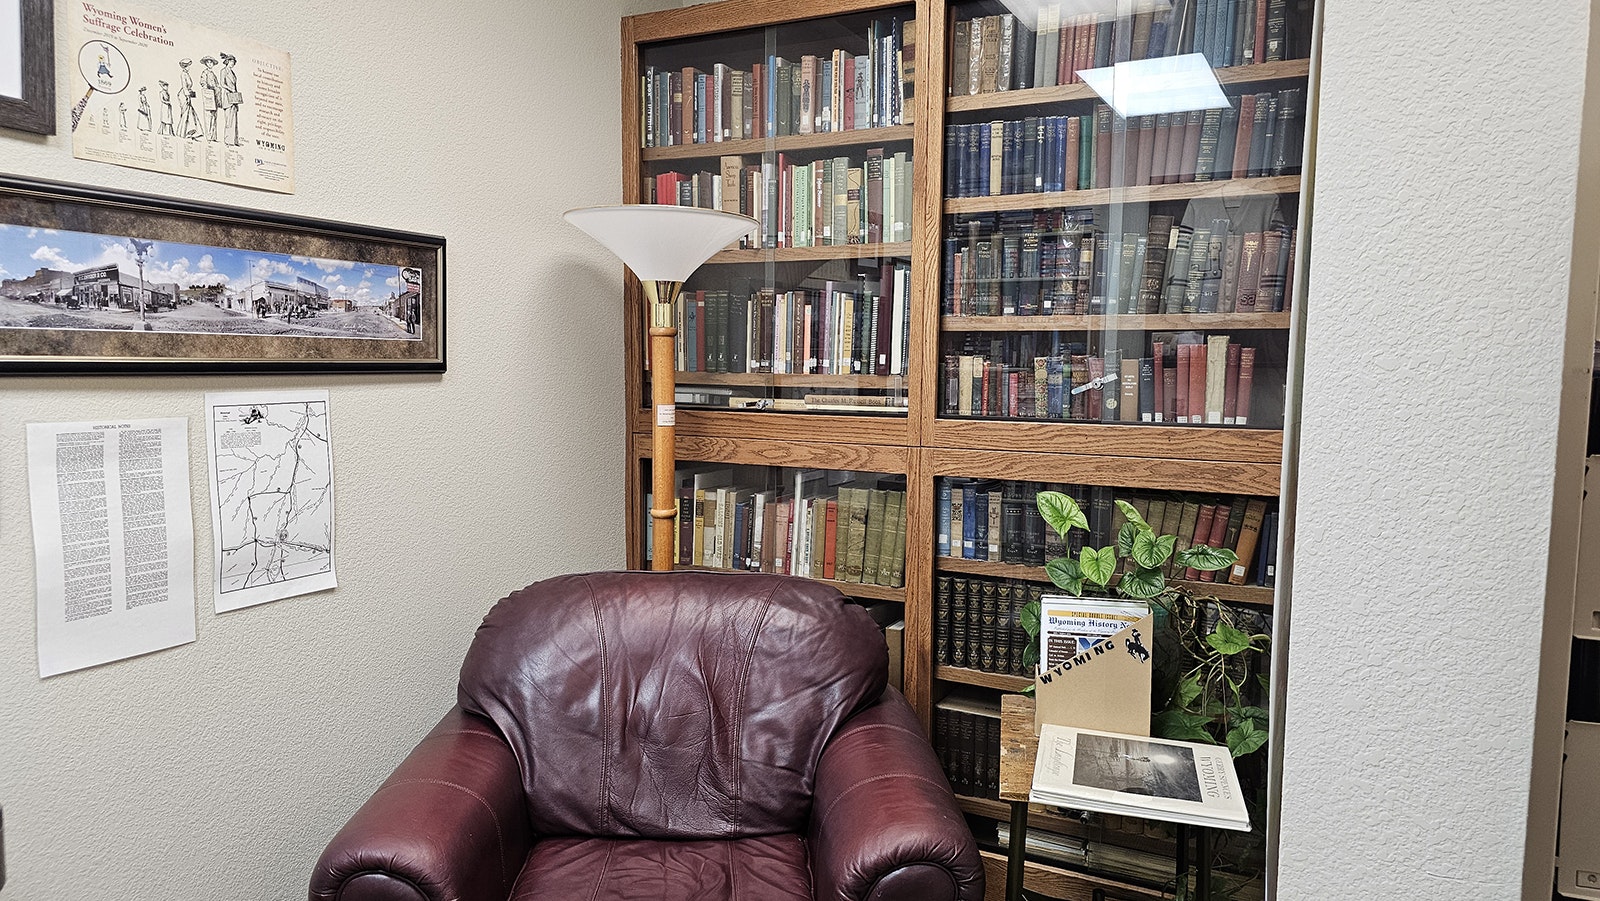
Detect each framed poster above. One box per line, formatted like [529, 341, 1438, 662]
[0, 0, 56, 134]
[0, 174, 446, 373]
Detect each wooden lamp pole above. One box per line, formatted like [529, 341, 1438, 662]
[562, 205, 759, 571]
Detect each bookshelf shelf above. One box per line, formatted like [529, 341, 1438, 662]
[936, 557, 1274, 606]
[938, 664, 1031, 692]
[942, 311, 1291, 332]
[944, 175, 1301, 214]
[641, 124, 915, 162]
[929, 420, 1284, 464]
[708, 241, 913, 263]
[946, 58, 1311, 114]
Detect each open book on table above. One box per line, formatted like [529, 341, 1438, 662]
[1030, 724, 1251, 832]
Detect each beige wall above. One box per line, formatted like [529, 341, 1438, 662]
[1278, 0, 1595, 896]
[0, 0, 672, 897]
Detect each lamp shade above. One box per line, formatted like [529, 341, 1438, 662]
[563, 204, 760, 282]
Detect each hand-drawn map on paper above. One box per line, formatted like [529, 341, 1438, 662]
[205, 389, 336, 611]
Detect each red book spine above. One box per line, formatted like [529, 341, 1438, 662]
[1152, 341, 1165, 422]
[1185, 504, 1217, 580]
[1235, 347, 1257, 425]
[1223, 342, 1243, 424]
[1254, 0, 1268, 64]
[1163, 364, 1178, 422]
[979, 364, 992, 416]
[1231, 94, 1257, 179]
[1079, 17, 1096, 80]
[1086, 355, 1105, 417]
[1008, 370, 1021, 417]
[1065, 19, 1083, 83]
[842, 57, 855, 131]
[1187, 342, 1206, 422]
[1199, 504, 1231, 581]
[1175, 343, 1191, 423]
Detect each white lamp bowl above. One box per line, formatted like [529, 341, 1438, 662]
[563, 204, 760, 282]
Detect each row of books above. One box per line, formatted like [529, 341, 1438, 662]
[943, 214, 1297, 317]
[647, 149, 913, 249]
[934, 691, 1002, 800]
[668, 467, 908, 587]
[942, 336, 1263, 426]
[672, 265, 911, 376]
[639, 17, 914, 148]
[937, 478, 1277, 587]
[944, 89, 1305, 197]
[937, 575, 1039, 677]
[951, 0, 1310, 98]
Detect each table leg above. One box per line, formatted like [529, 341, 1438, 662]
[1006, 800, 1028, 901]
[1174, 823, 1189, 901]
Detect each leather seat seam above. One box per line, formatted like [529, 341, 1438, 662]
[375, 777, 509, 890]
[579, 573, 612, 833]
[814, 772, 949, 830]
[731, 579, 781, 834]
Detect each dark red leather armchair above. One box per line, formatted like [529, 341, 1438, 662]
[310, 571, 984, 901]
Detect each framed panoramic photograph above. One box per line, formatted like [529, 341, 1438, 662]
[1, 0, 55, 135]
[0, 174, 445, 373]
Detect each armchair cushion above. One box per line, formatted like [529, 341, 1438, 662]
[457, 571, 888, 839]
[509, 834, 811, 901]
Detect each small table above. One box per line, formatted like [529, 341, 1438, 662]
[998, 694, 1209, 901]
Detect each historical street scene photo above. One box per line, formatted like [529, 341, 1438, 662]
[0, 223, 421, 339]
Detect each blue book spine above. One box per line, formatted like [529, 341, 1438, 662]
[1221, 0, 1238, 67]
[945, 126, 960, 200]
[973, 490, 991, 561]
[972, 124, 985, 197]
[1195, 0, 1212, 63]
[937, 480, 953, 557]
[766, 55, 777, 137]
[1046, 357, 1065, 417]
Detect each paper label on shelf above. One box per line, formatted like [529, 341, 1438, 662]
[656, 404, 676, 427]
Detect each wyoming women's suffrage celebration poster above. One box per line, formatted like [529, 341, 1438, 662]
[68, 3, 295, 193]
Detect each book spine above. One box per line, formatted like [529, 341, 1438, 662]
[1235, 346, 1256, 425]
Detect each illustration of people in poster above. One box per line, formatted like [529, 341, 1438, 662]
[68, 2, 295, 193]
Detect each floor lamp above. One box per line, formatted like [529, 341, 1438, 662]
[564, 204, 760, 570]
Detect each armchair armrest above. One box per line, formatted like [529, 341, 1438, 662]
[808, 689, 985, 901]
[309, 706, 534, 901]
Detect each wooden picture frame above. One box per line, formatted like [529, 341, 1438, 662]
[0, 174, 446, 373]
[0, 0, 55, 135]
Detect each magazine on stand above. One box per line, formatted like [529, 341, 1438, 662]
[1030, 723, 1251, 832]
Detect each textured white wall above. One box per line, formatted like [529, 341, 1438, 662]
[1279, 0, 1591, 896]
[0, 0, 672, 897]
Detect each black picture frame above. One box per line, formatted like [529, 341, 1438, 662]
[0, 0, 56, 135]
[0, 174, 446, 373]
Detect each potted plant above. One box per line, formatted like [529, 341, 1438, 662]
[1020, 489, 1267, 755]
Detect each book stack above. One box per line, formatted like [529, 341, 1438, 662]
[933, 690, 1001, 800]
[950, 0, 1313, 98]
[943, 208, 1297, 317]
[641, 16, 914, 147]
[672, 263, 911, 377]
[943, 91, 1304, 197]
[1031, 724, 1251, 832]
[935, 478, 1278, 587]
[940, 336, 1266, 428]
[648, 149, 913, 250]
[934, 574, 1038, 676]
[669, 467, 908, 587]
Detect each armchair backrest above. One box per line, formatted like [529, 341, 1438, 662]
[457, 571, 888, 839]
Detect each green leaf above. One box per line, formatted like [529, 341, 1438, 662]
[1079, 546, 1117, 587]
[1022, 642, 1040, 669]
[1236, 705, 1270, 727]
[1019, 600, 1041, 638]
[1114, 499, 1150, 532]
[1037, 490, 1089, 539]
[1226, 721, 1269, 758]
[1116, 522, 1142, 557]
[1206, 622, 1254, 656]
[1044, 557, 1084, 595]
[1176, 543, 1238, 572]
[1257, 673, 1272, 694]
[1131, 531, 1177, 570]
[1152, 709, 1216, 744]
[1118, 566, 1166, 599]
[1175, 674, 1204, 707]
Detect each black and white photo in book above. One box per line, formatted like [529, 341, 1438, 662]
[1072, 732, 1203, 802]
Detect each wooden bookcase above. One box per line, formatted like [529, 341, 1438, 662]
[619, 1, 1313, 898]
